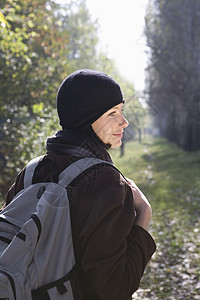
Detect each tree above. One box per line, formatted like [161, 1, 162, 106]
[60, 0, 99, 72]
[145, 0, 200, 151]
[0, 0, 100, 200]
[0, 0, 68, 110]
[0, 0, 141, 199]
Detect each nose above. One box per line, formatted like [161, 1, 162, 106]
[120, 114, 129, 128]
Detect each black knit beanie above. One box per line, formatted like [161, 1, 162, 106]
[57, 69, 124, 130]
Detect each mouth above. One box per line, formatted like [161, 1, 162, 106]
[113, 133, 123, 138]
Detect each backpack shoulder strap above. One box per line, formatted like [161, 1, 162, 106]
[24, 155, 45, 188]
[58, 157, 113, 187]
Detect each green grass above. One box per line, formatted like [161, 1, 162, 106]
[110, 136, 200, 300]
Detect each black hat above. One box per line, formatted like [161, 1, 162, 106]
[57, 69, 124, 130]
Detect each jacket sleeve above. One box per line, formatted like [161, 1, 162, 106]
[2, 168, 25, 209]
[77, 166, 156, 300]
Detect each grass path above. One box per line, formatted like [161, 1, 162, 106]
[111, 137, 200, 300]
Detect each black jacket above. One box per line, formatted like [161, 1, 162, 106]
[6, 130, 156, 300]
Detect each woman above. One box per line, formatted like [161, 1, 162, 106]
[6, 69, 156, 299]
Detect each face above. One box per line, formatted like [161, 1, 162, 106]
[92, 103, 129, 148]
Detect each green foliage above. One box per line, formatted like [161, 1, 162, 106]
[0, 105, 59, 203]
[0, 0, 101, 111]
[0, 0, 69, 108]
[111, 137, 200, 299]
[61, 0, 99, 71]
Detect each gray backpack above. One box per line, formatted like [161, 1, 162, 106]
[0, 155, 109, 300]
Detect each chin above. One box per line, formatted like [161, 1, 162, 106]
[110, 141, 122, 149]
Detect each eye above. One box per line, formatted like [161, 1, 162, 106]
[109, 111, 116, 116]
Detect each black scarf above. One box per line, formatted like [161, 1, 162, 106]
[46, 129, 113, 164]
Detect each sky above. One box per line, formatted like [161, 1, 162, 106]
[85, 0, 149, 91]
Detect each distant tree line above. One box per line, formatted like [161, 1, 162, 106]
[145, 0, 200, 151]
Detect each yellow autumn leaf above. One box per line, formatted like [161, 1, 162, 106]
[0, 11, 8, 26]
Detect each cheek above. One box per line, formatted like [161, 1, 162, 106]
[98, 121, 116, 144]
[92, 117, 117, 143]
[98, 124, 112, 141]
[103, 119, 118, 137]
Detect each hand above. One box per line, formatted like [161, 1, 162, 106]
[126, 178, 152, 230]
